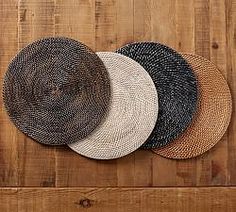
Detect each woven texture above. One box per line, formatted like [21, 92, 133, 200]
[153, 54, 232, 159]
[3, 37, 111, 145]
[116, 42, 198, 148]
[69, 52, 158, 159]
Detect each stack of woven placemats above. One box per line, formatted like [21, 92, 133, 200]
[3, 37, 232, 160]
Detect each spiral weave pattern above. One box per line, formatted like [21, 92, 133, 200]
[3, 37, 111, 145]
[116, 42, 198, 148]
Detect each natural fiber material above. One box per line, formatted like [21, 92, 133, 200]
[3, 37, 111, 145]
[116, 42, 198, 148]
[153, 54, 232, 159]
[69, 52, 158, 159]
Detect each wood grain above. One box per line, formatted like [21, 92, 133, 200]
[0, 187, 236, 212]
[226, 0, 236, 185]
[149, 0, 178, 186]
[0, 0, 236, 210]
[0, 0, 18, 187]
[54, 0, 99, 187]
[208, 0, 228, 186]
[17, 0, 56, 187]
[0, 189, 17, 212]
[55, 0, 95, 47]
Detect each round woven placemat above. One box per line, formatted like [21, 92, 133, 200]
[153, 54, 232, 159]
[116, 42, 198, 148]
[68, 52, 158, 159]
[3, 37, 111, 145]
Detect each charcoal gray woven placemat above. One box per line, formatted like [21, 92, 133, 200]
[3, 37, 111, 145]
[116, 42, 198, 149]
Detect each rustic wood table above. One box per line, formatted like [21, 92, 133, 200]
[1, 0, 236, 211]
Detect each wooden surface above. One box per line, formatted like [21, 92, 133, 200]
[1, 187, 236, 212]
[0, 0, 236, 211]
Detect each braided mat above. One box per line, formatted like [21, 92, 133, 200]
[116, 42, 198, 149]
[69, 52, 158, 159]
[153, 54, 232, 159]
[3, 37, 111, 145]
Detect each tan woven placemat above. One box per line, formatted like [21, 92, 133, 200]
[69, 52, 158, 159]
[153, 53, 232, 159]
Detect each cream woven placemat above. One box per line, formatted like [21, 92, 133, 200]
[69, 52, 158, 159]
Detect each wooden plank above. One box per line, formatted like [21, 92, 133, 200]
[175, 0, 197, 187]
[0, 0, 18, 186]
[54, 0, 95, 48]
[116, 0, 146, 187]
[0, 189, 17, 212]
[176, 158, 197, 186]
[195, 0, 229, 186]
[194, 0, 212, 186]
[132, 150, 153, 186]
[94, 0, 118, 186]
[194, 0, 210, 59]
[226, 0, 236, 185]
[57, 150, 118, 187]
[208, 0, 228, 185]
[117, 154, 135, 186]
[114, 0, 155, 187]
[152, 156, 177, 186]
[176, 0, 195, 53]
[55, 0, 118, 187]
[0, 187, 234, 212]
[132, 0, 155, 187]
[56, 147, 99, 187]
[134, 0, 152, 41]
[116, 0, 133, 46]
[150, 0, 177, 186]
[18, 0, 55, 46]
[151, 0, 177, 47]
[54, 0, 98, 187]
[17, 0, 56, 187]
[95, 0, 117, 51]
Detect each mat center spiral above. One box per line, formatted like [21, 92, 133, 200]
[51, 86, 61, 96]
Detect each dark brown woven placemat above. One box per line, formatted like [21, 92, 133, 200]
[3, 37, 111, 145]
[116, 42, 198, 149]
